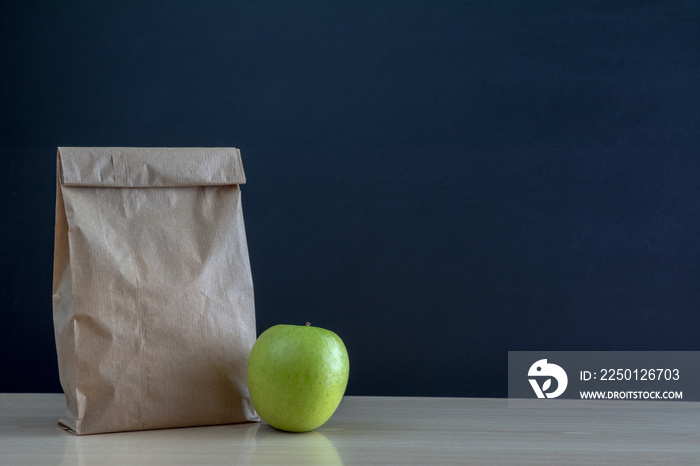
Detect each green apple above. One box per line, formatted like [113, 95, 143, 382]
[247, 323, 349, 432]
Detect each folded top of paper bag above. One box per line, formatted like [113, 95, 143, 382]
[57, 147, 246, 187]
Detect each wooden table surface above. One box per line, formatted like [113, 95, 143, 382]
[1, 393, 699, 465]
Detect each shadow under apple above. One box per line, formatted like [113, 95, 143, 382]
[251, 423, 343, 465]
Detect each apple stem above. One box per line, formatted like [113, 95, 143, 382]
[306, 322, 311, 326]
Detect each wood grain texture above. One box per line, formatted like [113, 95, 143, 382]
[1, 394, 699, 465]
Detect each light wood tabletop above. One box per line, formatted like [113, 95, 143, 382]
[1, 393, 699, 465]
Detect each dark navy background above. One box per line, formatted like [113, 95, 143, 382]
[2, 1, 699, 396]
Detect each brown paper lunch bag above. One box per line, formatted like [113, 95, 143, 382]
[52, 147, 259, 435]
